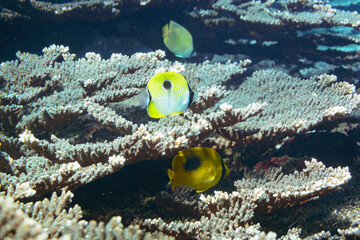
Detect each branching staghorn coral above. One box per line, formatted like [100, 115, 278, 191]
[142, 159, 351, 239]
[0, 45, 258, 199]
[189, 0, 360, 30]
[0, 189, 151, 239]
[0, 0, 206, 22]
[265, 156, 360, 239]
[0, 45, 359, 200]
[0, 157, 354, 239]
[187, 0, 360, 62]
[0, 45, 359, 239]
[209, 70, 360, 151]
[0, 7, 29, 23]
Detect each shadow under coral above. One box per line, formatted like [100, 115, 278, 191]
[70, 156, 237, 226]
[71, 159, 171, 224]
[69, 129, 360, 237]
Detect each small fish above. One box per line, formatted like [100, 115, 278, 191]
[162, 20, 196, 58]
[138, 72, 196, 119]
[168, 147, 230, 193]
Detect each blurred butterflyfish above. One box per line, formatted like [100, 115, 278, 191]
[168, 147, 230, 193]
[138, 72, 196, 119]
[162, 20, 196, 58]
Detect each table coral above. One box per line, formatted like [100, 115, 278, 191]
[0, 45, 359, 239]
[142, 159, 351, 239]
[189, 0, 360, 30]
[0, 45, 259, 199]
[0, 190, 150, 239]
[0, 0, 205, 22]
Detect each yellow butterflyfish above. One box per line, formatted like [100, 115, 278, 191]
[138, 72, 196, 119]
[168, 147, 230, 193]
[162, 20, 196, 58]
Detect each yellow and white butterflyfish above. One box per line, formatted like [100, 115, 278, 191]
[138, 72, 196, 119]
[168, 147, 230, 193]
[162, 20, 196, 58]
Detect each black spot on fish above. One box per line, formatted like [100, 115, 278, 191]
[163, 79, 172, 90]
[184, 156, 202, 171]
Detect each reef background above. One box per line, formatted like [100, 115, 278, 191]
[1, 0, 360, 239]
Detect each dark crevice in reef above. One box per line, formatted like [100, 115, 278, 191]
[71, 159, 172, 224]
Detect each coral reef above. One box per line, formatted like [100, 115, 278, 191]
[0, 45, 262, 199]
[1, 45, 358, 199]
[2, 0, 360, 28]
[189, 0, 360, 29]
[0, 190, 151, 239]
[0, 159, 353, 239]
[0, 0, 204, 22]
[186, 0, 360, 60]
[1, 44, 360, 238]
[185, 0, 360, 88]
[0, 7, 29, 23]
[2, 0, 360, 90]
[143, 159, 351, 239]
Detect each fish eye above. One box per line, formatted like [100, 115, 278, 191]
[163, 79, 172, 90]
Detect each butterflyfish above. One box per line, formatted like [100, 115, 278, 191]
[162, 20, 196, 58]
[168, 147, 230, 193]
[138, 72, 196, 119]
